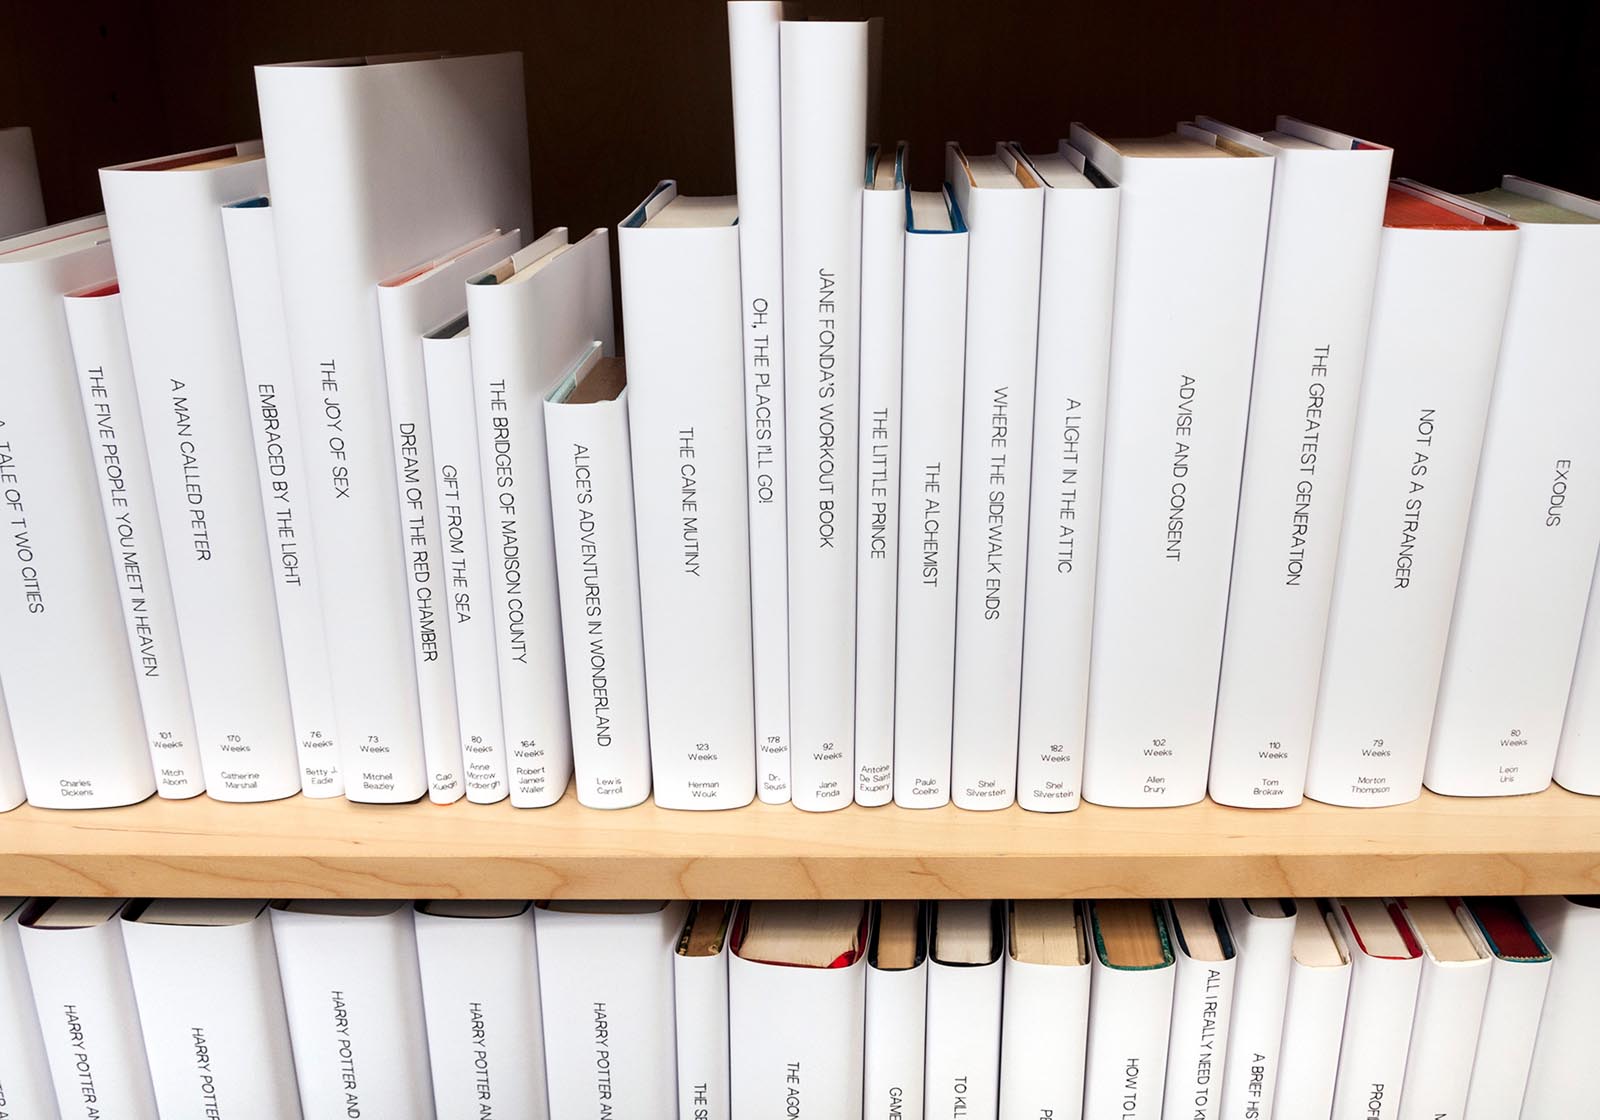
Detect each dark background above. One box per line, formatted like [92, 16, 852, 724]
[4, 0, 1596, 242]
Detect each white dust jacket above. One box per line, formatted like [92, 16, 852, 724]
[120, 901, 301, 1120]
[253, 52, 531, 802]
[1199, 117, 1392, 809]
[1328, 901, 1424, 1120]
[728, 1, 792, 802]
[675, 907, 733, 1120]
[63, 285, 203, 798]
[1305, 185, 1518, 807]
[1272, 908, 1352, 1120]
[466, 226, 613, 806]
[0, 127, 45, 237]
[221, 200, 344, 797]
[864, 913, 928, 1120]
[1082, 904, 1177, 1118]
[925, 908, 1004, 1119]
[413, 903, 550, 1120]
[998, 911, 1090, 1120]
[421, 328, 509, 804]
[0, 686, 21, 812]
[1461, 903, 1552, 1120]
[1557, 563, 1600, 793]
[1519, 896, 1600, 1118]
[99, 145, 300, 802]
[0, 218, 154, 808]
[1431, 179, 1600, 795]
[1073, 122, 1274, 807]
[1014, 141, 1117, 814]
[780, 19, 869, 811]
[1395, 900, 1492, 1120]
[269, 901, 433, 1120]
[18, 901, 158, 1119]
[376, 229, 521, 805]
[534, 902, 687, 1115]
[618, 182, 757, 809]
[0, 899, 57, 1120]
[893, 187, 969, 808]
[1217, 899, 1298, 1120]
[854, 144, 907, 806]
[947, 143, 1045, 811]
[1163, 904, 1237, 1120]
[543, 351, 651, 809]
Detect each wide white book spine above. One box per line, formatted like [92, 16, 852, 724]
[269, 903, 433, 1120]
[544, 377, 652, 809]
[1428, 183, 1600, 796]
[1519, 897, 1600, 1119]
[781, 19, 868, 811]
[422, 331, 509, 803]
[254, 54, 531, 802]
[413, 904, 549, 1120]
[1083, 949, 1176, 1117]
[534, 903, 686, 1114]
[1217, 900, 1297, 1120]
[1271, 921, 1352, 1120]
[925, 947, 1003, 1118]
[1074, 125, 1274, 807]
[865, 953, 927, 1119]
[120, 904, 301, 1120]
[1305, 195, 1519, 808]
[998, 947, 1089, 1119]
[19, 903, 159, 1119]
[63, 288, 203, 798]
[1462, 910, 1552, 1120]
[728, 1, 792, 803]
[1328, 904, 1424, 1120]
[1397, 908, 1491, 1120]
[0, 127, 46, 237]
[467, 228, 613, 807]
[1163, 913, 1237, 1120]
[221, 201, 344, 798]
[675, 918, 732, 1120]
[0, 901, 57, 1119]
[0, 222, 155, 808]
[1204, 122, 1391, 809]
[100, 149, 300, 802]
[893, 194, 969, 808]
[0, 688, 21, 812]
[618, 186, 757, 810]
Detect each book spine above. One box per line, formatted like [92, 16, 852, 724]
[780, 19, 868, 811]
[1082, 958, 1176, 1118]
[543, 389, 652, 808]
[1305, 225, 1519, 807]
[63, 291, 204, 799]
[618, 214, 757, 810]
[1329, 955, 1423, 1120]
[1398, 957, 1491, 1120]
[1272, 953, 1351, 1120]
[1557, 562, 1600, 794]
[893, 215, 969, 808]
[729, 0, 793, 804]
[998, 956, 1090, 1120]
[854, 176, 907, 806]
[675, 943, 732, 1120]
[1161, 937, 1236, 1120]
[0, 684, 21, 812]
[423, 334, 510, 803]
[1465, 934, 1553, 1118]
[0, 907, 57, 1119]
[1217, 901, 1296, 1120]
[1016, 178, 1117, 813]
[1521, 899, 1600, 1117]
[925, 955, 1004, 1120]
[864, 962, 927, 1120]
[1208, 146, 1390, 809]
[220, 202, 344, 798]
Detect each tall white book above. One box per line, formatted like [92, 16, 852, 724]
[1163, 900, 1237, 1120]
[998, 901, 1090, 1120]
[1304, 184, 1519, 808]
[947, 142, 1044, 811]
[18, 899, 158, 1119]
[1196, 117, 1392, 810]
[413, 901, 550, 1120]
[1072, 123, 1274, 807]
[0, 899, 57, 1120]
[1460, 898, 1552, 1120]
[893, 185, 969, 808]
[864, 902, 928, 1120]
[121, 900, 301, 1120]
[1272, 902, 1352, 1120]
[0, 687, 21, 812]
[1329, 899, 1424, 1120]
[466, 227, 613, 807]
[1396, 898, 1491, 1120]
[1519, 896, 1600, 1118]
[100, 144, 300, 802]
[0, 127, 46, 237]
[1217, 899, 1298, 1120]
[543, 350, 652, 809]
[0, 217, 154, 808]
[1428, 179, 1600, 796]
[1557, 567, 1600, 794]
[221, 199, 344, 798]
[1083, 900, 1177, 1117]
[781, 18, 868, 811]
[728, 1, 792, 803]
[269, 900, 433, 1119]
[254, 52, 531, 802]
[376, 228, 521, 804]
[1012, 141, 1117, 814]
[675, 902, 734, 1120]
[63, 282, 203, 799]
[925, 901, 1004, 1120]
[617, 182, 757, 809]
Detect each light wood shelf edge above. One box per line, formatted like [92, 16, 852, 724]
[1, 786, 1597, 900]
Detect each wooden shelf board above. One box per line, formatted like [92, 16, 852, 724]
[1, 786, 1597, 900]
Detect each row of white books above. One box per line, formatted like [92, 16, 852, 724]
[3, 11, 1600, 819]
[2, 894, 1599, 1119]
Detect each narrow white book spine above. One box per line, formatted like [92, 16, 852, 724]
[1305, 195, 1519, 808]
[63, 288, 204, 798]
[865, 954, 927, 1119]
[1271, 915, 1352, 1120]
[1083, 948, 1176, 1117]
[1217, 900, 1297, 1120]
[413, 904, 550, 1120]
[1555, 560, 1600, 794]
[1519, 896, 1600, 1119]
[0, 687, 21, 812]
[1328, 904, 1424, 1120]
[1016, 146, 1117, 813]
[893, 192, 969, 808]
[1162, 910, 1237, 1120]
[728, 1, 792, 803]
[543, 367, 652, 809]
[780, 19, 868, 811]
[100, 150, 301, 802]
[0, 901, 57, 1120]
[422, 331, 510, 803]
[0, 127, 46, 237]
[925, 942, 1003, 1118]
[1462, 907, 1552, 1120]
[221, 201, 344, 798]
[1397, 905, 1491, 1120]
[997, 947, 1089, 1119]
[675, 917, 732, 1120]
